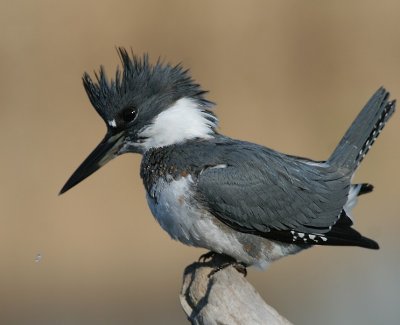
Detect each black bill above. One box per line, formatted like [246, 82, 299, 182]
[59, 131, 124, 195]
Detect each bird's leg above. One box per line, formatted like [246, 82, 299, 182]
[207, 256, 248, 278]
[198, 251, 218, 262]
[198, 252, 248, 277]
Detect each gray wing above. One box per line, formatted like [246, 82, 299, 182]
[196, 144, 350, 234]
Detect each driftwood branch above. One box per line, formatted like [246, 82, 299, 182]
[180, 254, 293, 325]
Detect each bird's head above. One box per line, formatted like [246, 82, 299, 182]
[60, 48, 217, 194]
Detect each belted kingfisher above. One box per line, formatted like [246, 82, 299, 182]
[60, 48, 395, 270]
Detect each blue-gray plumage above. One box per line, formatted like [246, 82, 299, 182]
[61, 48, 395, 269]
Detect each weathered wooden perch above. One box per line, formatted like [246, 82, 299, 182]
[180, 254, 293, 325]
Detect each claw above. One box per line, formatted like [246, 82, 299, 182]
[207, 260, 248, 278]
[233, 263, 247, 277]
[198, 252, 248, 277]
[198, 251, 217, 263]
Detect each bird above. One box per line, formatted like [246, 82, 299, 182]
[60, 48, 395, 271]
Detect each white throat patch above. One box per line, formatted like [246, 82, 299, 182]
[138, 97, 217, 150]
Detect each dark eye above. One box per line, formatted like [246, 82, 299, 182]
[120, 107, 137, 123]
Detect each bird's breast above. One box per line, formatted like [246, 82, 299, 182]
[146, 174, 205, 245]
[145, 175, 248, 255]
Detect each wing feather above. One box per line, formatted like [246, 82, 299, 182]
[196, 142, 350, 234]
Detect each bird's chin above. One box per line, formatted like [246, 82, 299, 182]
[118, 141, 146, 155]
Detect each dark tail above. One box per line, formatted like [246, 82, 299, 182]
[328, 87, 396, 172]
[266, 210, 379, 249]
[357, 183, 374, 196]
[323, 224, 379, 249]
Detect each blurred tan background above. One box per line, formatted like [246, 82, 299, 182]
[0, 0, 399, 324]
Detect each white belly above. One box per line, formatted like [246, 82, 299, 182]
[147, 175, 242, 249]
[146, 175, 302, 268]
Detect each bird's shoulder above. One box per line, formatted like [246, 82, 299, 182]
[139, 136, 227, 191]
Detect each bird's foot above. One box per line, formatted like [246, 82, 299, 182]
[233, 262, 248, 277]
[198, 252, 248, 277]
[207, 258, 247, 278]
[198, 251, 218, 263]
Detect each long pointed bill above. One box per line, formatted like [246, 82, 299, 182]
[60, 131, 125, 195]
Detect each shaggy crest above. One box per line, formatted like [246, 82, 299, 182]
[82, 47, 214, 122]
